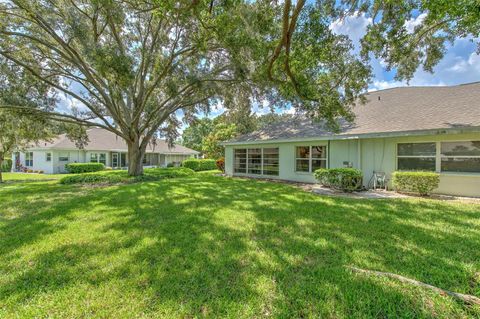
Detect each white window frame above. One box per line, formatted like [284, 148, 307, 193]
[440, 140, 480, 173]
[396, 140, 480, 174]
[25, 152, 33, 167]
[90, 152, 107, 165]
[233, 147, 279, 176]
[295, 145, 327, 173]
[58, 152, 69, 162]
[396, 142, 437, 172]
[46, 152, 52, 162]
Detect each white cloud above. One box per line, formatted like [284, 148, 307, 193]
[404, 13, 427, 34]
[330, 12, 372, 51]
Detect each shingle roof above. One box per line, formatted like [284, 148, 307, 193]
[227, 82, 480, 144]
[32, 128, 199, 154]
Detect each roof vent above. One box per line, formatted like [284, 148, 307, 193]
[378, 96, 381, 101]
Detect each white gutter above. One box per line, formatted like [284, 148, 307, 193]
[222, 126, 480, 146]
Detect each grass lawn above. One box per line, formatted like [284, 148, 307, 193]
[1, 174, 479, 318]
[1, 172, 71, 181]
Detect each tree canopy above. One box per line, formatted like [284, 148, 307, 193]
[0, 0, 477, 175]
[181, 112, 291, 157]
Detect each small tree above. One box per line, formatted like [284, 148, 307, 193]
[202, 123, 237, 159]
[181, 118, 215, 152]
[0, 111, 54, 182]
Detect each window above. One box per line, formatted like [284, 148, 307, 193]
[46, 152, 52, 162]
[234, 149, 247, 173]
[99, 153, 106, 165]
[441, 141, 480, 173]
[233, 148, 279, 176]
[25, 152, 33, 167]
[397, 142, 436, 171]
[59, 152, 69, 161]
[90, 153, 98, 163]
[90, 153, 107, 165]
[247, 148, 262, 174]
[262, 148, 279, 176]
[295, 146, 327, 173]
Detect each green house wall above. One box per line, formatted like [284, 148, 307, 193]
[225, 131, 480, 197]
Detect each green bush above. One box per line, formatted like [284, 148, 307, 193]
[60, 167, 195, 185]
[314, 168, 363, 192]
[137, 167, 195, 181]
[1, 159, 12, 172]
[60, 173, 126, 184]
[65, 162, 105, 173]
[182, 159, 200, 171]
[182, 159, 217, 171]
[392, 171, 440, 196]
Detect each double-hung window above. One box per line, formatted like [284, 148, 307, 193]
[46, 152, 52, 162]
[233, 148, 279, 176]
[90, 153, 98, 163]
[295, 146, 327, 173]
[441, 141, 480, 173]
[90, 153, 107, 165]
[25, 152, 33, 167]
[397, 143, 436, 171]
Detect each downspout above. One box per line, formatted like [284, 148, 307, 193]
[357, 139, 361, 170]
[327, 140, 331, 169]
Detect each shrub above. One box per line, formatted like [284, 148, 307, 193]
[136, 167, 195, 181]
[198, 159, 217, 171]
[60, 167, 195, 185]
[182, 159, 199, 171]
[392, 171, 440, 196]
[182, 159, 217, 171]
[216, 157, 225, 172]
[1, 159, 12, 172]
[65, 163, 105, 173]
[60, 173, 127, 185]
[314, 168, 363, 192]
[166, 162, 175, 167]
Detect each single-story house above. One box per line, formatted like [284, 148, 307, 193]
[12, 128, 199, 174]
[223, 82, 480, 197]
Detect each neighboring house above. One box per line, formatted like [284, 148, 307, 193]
[12, 128, 199, 174]
[223, 82, 480, 197]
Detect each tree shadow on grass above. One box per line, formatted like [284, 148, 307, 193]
[0, 176, 479, 317]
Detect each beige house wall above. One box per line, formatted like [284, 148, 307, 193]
[225, 131, 480, 197]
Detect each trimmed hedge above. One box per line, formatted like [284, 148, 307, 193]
[314, 168, 363, 192]
[392, 171, 440, 196]
[60, 167, 195, 185]
[65, 163, 105, 173]
[1, 159, 12, 172]
[60, 173, 126, 185]
[182, 159, 217, 171]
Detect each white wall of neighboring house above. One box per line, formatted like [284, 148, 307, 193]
[33, 150, 54, 173]
[15, 149, 196, 173]
[16, 150, 54, 173]
[52, 150, 86, 173]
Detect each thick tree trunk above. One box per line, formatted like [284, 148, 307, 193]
[127, 139, 146, 176]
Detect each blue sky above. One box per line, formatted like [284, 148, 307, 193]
[331, 12, 480, 91]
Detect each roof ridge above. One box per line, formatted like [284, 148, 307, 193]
[368, 81, 480, 94]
